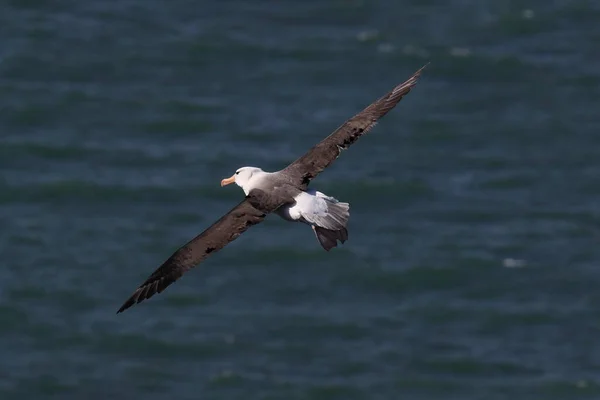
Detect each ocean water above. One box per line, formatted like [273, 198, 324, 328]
[1, 1, 600, 399]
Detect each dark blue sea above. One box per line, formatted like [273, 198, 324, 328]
[1, 1, 600, 399]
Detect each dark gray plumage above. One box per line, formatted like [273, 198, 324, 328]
[282, 63, 428, 189]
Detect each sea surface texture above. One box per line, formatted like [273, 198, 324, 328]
[1, 1, 600, 399]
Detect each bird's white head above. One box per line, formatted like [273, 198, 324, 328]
[221, 166, 264, 195]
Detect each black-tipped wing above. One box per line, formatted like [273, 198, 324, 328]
[117, 198, 267, 313]
[282, 64, 427, 188]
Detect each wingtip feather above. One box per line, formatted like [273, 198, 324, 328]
[116, 291, 138, 314]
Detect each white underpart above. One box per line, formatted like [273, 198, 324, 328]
[281, 189, 334, 222]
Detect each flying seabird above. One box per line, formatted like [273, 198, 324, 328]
[117, 64, 427, 313]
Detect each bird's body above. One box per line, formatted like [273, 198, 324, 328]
[117, 64, 427, 313]
[223, 166, 350, 251]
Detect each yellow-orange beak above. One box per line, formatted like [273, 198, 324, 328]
[220, 174, 236, 187]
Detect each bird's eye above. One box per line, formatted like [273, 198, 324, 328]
[235, 171, 240, 175]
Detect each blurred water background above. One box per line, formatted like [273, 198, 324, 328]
[1, 1, 600, 399]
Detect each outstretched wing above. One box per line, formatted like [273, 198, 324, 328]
[282, 64, 427, 188]
[117, 198, 267, 313]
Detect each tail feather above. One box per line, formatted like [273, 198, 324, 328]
[302, 192, 350, 250]
[314, 226, 349, 251]
[310, 199, 350, 231]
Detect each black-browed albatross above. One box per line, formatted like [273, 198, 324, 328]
[117, 64, 427, 313]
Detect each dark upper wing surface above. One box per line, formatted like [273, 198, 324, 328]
[117, 198, 267, 313]
[282, 64, 427, 188]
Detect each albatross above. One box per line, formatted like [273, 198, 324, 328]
[117, 64, 427, 313]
